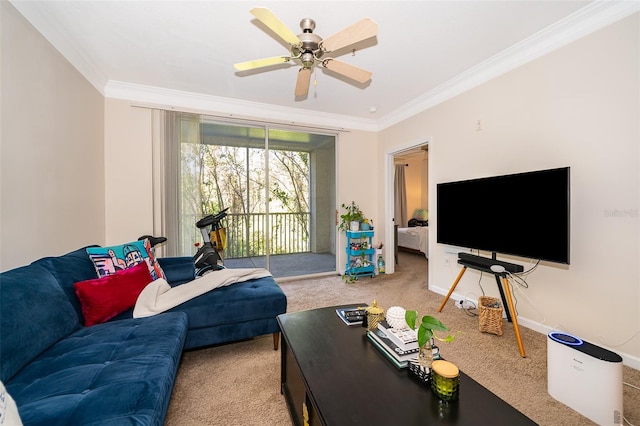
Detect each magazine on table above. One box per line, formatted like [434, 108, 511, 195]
[335, 306, 367, 326]
[367, 332, 409, 369]
[367, 329, 419, 369]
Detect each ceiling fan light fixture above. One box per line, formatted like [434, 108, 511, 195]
[301, 52, 315, 68]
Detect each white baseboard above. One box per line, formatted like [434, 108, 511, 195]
[430, 284, 640, 371]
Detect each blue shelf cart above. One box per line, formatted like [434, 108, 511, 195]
[345, 230, 375, 279]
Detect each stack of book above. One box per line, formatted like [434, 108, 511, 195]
[377, 320, 419, 351]
[366, 321, 419, 369]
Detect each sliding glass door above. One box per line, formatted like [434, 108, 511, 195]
[174, 113, 336, 278]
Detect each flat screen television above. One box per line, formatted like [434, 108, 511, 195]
[436, 167, 570, 265]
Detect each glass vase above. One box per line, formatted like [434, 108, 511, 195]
[418, 338, 435, 368]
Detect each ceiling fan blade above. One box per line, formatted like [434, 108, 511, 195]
[323, 59, 372, 83]
[250, 7, 302, 48]
[234, 56, 290, 71]
[295, 68, 312, 97]
[321, 18, 378, 53]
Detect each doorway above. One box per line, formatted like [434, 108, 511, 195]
[174, 113, 337, 279]
[385, 140, 430, 274]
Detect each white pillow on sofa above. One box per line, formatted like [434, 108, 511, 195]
[0, 381, 22, 425]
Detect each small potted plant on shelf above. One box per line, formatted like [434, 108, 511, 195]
[405, 311, 456, 368]
[360, 218, 373, 231]
[338, 201, 364, 232]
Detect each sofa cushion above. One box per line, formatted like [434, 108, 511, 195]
[0, 264, 80, 382]
[157, 256, 196, 286]
[32, 247, 100, 323]
[74, 262, 154, 326]
[107, 275, 287, 349]
[6, 313, 187, 426]
[170, 276, 286, 325]
[168, 276, 287, 349]
[86, 239, 165, 280]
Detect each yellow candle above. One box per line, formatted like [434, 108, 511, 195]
[431, 360, 460, 401]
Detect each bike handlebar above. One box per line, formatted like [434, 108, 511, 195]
[195, 207, 229, 229]
[138, 235, 167, 248]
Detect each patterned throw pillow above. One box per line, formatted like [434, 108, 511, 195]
[86, 238, 164, 280]
[74, 262, 154, 326]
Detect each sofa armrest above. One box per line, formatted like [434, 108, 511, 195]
[158, 257, 195, 286]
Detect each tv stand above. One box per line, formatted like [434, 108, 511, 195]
[458, 253, 524, 275]
[438, 253, 527, 357]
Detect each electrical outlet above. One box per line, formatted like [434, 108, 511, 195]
[456, 299, 474, 309]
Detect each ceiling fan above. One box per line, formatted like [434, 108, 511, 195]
[234, 8, 378, 97]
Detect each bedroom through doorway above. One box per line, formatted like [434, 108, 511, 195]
[392, 144, 429, 268]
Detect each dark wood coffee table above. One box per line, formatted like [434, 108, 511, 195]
[277, 304, 536, 426]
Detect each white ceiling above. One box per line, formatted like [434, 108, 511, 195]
[11, 1, 638, 130]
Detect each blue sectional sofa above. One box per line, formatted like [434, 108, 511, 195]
[0, 247, 287, 425]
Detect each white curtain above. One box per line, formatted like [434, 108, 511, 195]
[151, 110, 169, 257]
[151, 111, 199, 257]
[394, 164, 407, 228]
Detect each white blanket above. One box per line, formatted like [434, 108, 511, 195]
[133, 268, 272, 318]
[398, 226, 429, 258]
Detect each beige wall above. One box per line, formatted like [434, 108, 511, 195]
[336, 130, 379, 271]
[1, 2, 105, 270]
[404, 157, 427, 219]
[103, 99, 154, 244]
[380, 14, 639, 364]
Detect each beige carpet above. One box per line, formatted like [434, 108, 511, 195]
[166, 251, 640, 425]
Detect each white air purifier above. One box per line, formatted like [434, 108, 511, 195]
[547, 332, 623, 425]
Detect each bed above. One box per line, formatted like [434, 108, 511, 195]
[396, 226, 429, 258]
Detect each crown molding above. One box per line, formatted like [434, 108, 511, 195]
[377, 0, 640, 131]
[105, 81, 379, 132]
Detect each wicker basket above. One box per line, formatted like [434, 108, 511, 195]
[478, 296, 503, 336]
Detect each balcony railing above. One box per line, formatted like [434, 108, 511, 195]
[181, 212, 310, 259]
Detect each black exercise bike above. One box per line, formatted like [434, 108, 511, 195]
[139, 207, 229, 277]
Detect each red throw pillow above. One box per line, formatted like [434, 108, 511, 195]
[74, 262, 153, 326]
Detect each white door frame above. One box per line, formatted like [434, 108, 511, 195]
[384, 137, 431, 275]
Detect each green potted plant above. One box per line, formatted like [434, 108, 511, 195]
[338, 201, 364, 232]
[405, 311, 456, 368]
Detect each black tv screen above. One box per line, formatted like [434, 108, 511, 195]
[436, 167, 570, 264]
